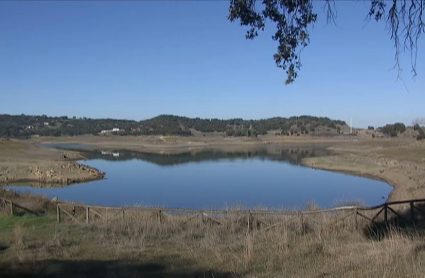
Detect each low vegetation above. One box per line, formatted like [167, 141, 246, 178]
[379, 123, 407, 137]
[2, 192, 425, 277]
[417, 128, 425, 141]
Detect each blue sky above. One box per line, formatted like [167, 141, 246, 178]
[0, 1, 423, 128]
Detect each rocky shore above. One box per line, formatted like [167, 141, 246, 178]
[0, 139, 105, 186]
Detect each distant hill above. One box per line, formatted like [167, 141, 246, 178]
[0, 114, 348, 138]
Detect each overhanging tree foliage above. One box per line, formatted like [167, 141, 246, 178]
[228, 0, 424, 84]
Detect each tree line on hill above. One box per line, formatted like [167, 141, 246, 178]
[144, 115, 346, 137]
[0, 114, 348, 138]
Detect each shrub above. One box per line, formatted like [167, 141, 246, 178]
[380, 123, 406, 136]
[226, 129, 234, 137]
[417, 128, 425, 140]
[390, 130, 398, 137]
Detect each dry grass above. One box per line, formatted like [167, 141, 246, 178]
[1, 190, 56, 213]
[85, 210, 425, 277]
[0, 139, 26, 151]
[2, 193, 425, 277]
[376, 148, 425, 163]
[12, 224, 27, 248]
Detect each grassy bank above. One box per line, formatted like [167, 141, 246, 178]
[2, 192, 425, 277]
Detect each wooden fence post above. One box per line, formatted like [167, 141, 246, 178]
[122, 208, 125, 221]
[86, 206, 90, 224]
[247, 212, 251, 233]
[410, 202, 415, 222]
[299, 212, 303, 233]
[10, 201, 13, 216]
[384, 204, 388, 222]
[157, 210, 162, 224]
[57, 206, 61, 223]
[353, 207, 358, 230]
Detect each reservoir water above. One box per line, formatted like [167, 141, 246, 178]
[7, 147, 393, 210]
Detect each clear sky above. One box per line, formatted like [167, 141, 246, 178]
[0, 1, 423, 128]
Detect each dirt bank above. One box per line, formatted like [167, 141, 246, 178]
[30, 134, 346, 154]
[0, 139, 105, 186]
[302, 138, 425, 202]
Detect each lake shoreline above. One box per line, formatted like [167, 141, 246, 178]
[301, 142, 425, 203]
[2, 135, 425, 204]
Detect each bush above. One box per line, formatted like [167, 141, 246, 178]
[417, 129, 425, 140]
[226, 129, 234, 137]
[414, 124, 420, 130]
[380, 122, 406, 136]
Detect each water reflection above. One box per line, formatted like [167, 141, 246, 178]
[70, 147, 330, 167]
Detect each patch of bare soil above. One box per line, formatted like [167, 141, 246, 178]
[29, 134, 347, 154]
[0, 140, 104, 186]
[302, 137, 425, 202]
